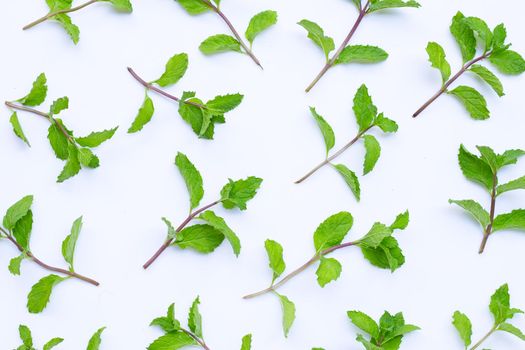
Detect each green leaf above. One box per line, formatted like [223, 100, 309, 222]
[9, 254, 25, 275]
[198, 210, 241, 256]
[220, 176, 263, 210]
[356, 334, 382, 350]
[240, 334, 252, 350]
[3, 195, 33, 230]
[107, 0, 132, 12]
[489, 284, 511, 324]
[492, 23, 507, 50]
[154, 53, 189, 87]
[448, 86, 489, 120]
[452, 311, 472, 347]
[363, 135, 381, 175]
[77, 148, 100, 168]
[46, 0, 72, 12]
[497, 149, 525, 168]
[205, 94, 244, 114]
[27, 274, 65, 313]
[47, 123, 70, 160]
[359, 223, 392, 248]
[178, 92, 207, 137]
[43, 338, 64, 350]
[335, 45, 388, 65]
[469, 65, 504, 97]
[57, 145, 81, 183]
[19, 325, 33, 347]
[310, 107, 335, 156]
[313, 211, 354, 251]
[353, 84, 377, 132]
[492, 210, 525, 232]
[9, 112, 31, 146]
[176, 224, 225, 253]
[176, 0, 210, 15]
[333, 164, 361, 201]
[426, 42, 451, 83]
[199, 34, 242, 55]
[175, 152, 204, 210]
[351, 0, 362, 10]
[76, 127, 118, 147]
[375, 113, 398, 133]
[50, 97, 69, 115]
[87, 327, 105, 350]
[448, 199, 490, 229]
[450, 12, 476, 63]
[498, 323, 525, 341]
[245, 10, 278, 44]
[54, 13, 80, 44]
[277, 293, 296, 337]
[457, 145, 494, 190]
[348, 311, 379, 339]
[297, 19, 335, 61]
[188, 296, 203, 338]
[265, 239, 285, 282]
[12, 210, 32, 251]
[315, 257, 342, 287]
[489, 49, 525, 75]
[150, 304, 180, 333]
[62, 216, 82, 268]
[162, 217, 177, 239]
[477, 145, 499, 173]
[463, 17, 493, 51]
[361, 236, 405, 271]
[389, 211, 409, 230]
[18, 73, 47, 106]
[147, 332, 197, 350]
[497, 176, 525, 195]
[367, 0, 421, 13]
[128, 95, 155, 133]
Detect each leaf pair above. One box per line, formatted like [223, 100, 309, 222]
[420, 12, 525, 119]
[15, 325, 105, 350]
[300, 84, 398, 200]
[259, 211, 410, 337]
[450, 145, 525, 252]
[148, 298, 252, 350]
[7, 73, 118, 182]
[128, 53, 243, 139]
[453, 284, 525, 349]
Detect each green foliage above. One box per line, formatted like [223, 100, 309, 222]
[245, 10, 278, 45]
[86, 327, 106, 350]
[15, 324, 64, 350]
[366, 0, 421, 13]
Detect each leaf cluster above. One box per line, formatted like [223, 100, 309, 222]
[15, 324, 105, 350]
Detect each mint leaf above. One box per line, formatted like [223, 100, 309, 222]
[150, 304, 181, 333]
[19, 325, 33, 347]
[176, 0, 210, 15]
[18, 73, 47, 106]
[375, 113, 398, 133]
[46, 0, 72, 13]
[199, 34, 242, 55]
[347, 310, 380, 339]
[77, 148, 99, 168]
[452, 311, 472, 347]
[450, 12, 476, 63]
[277, 293, 296, 337]
[315, 257, 342, 287]
[310, 107, 335, 156]
[367, 0, 421, 13]
[476, 145, 499, 172]
[265, 239, 285, 282]
[359, 223, 392, 248]
[497, 149, 525, 168]
[162, 217, 177, 240]
[107, 0, 132, 12]
[240, 334, 252, 350]
[463, 17, 493, 51]
[245, 10, 278, 45]
[176, 224, 225, 253]
[205, 94, 244, 114]
[47, 123, 70, 160]
[27, 274, 65, 313]
[498, 323, 525, 341]
[489, 283, 511, 324]
[497, 176, 525, 195]
[3, 195, 33, 230]
[313, 211, 354, 251]
[449, 199, 490, 228]
[492, 23, 507, 50]
[54, 14, 80, 44]
[128, 95, 155, 133]
[87, 327, 105, 350]
[469, 64, 505, 97]
[57, 145, 81, 183]
[220, 176, 263, 210]
[12, 210, 33, 250]
[61, 216, 82, 269]
[361, 236, 404, 271]
[147, 332, 197, 350]
[389, 211, 409, 230]
[188, 296, 203, 338]
[353, 84, 377, 132]
[155, 53, 189, 87]
[489, 49, 525, 75]
[9, 254, 25, 275]
[43, 338, 64, 350]
[335, 45, 388, 65]
[448, 86, 490, 120]
[76, 127, 118, 147]
[363, 135, 381, 175]
[175, 152, 204, 210]
[458, 145, 494, 190]
[492, 210, 525, 232]
[9, 112, 31, 146]
[198, 210, 241, 256]
[333, 164, 360, 201]
[426, 42, 451, 83]
[298, 20, 335, 61]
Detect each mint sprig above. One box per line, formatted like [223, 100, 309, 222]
[5, 73, 118, 183]
[13, 325, 105, 349]
[22, 0, 133, 44]
[148, 298, 252, 350]
[142, 152, 262, 269]
[127, 53, 243, 139]
[295, 84, 398, 200]
[243, 210, 410, 336]
[449, 145, 525, 253]
[453, 284, 524, 349]
[175, 0, 277, 68]
[413, 12, 525, 118]
[1, 195, 99, 313]
[301, 0, 420, 92]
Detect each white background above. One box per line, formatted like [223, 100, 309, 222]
[1, 0, 525, 349]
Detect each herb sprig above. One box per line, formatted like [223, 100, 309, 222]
[413, 12, 525, 119]
[175, 0, 277, 68]
[23, 0, 133, 44]
[148, 297, 252, 350]
[127, 53, 243, 139]
[5, 73, 118, 183]
[243, 210, 410, 336]
[452, 284, 525, 349]
[295, 84, 398, 200]
[14, 325, 106, 349]
[300, 0, 420, 92]
[143, 152, 262, 269]
[450, 145, 525, 253]
[1, 195, 99, 313]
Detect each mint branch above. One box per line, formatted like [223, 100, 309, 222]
[479, 172, 497, 254]
[142, 200, 221, 269]
[23, 0, 99, 30]
[412, 52, 491, 118]
[0, 226, 99, 286]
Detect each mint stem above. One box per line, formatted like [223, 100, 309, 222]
[412, 51, 491, 118]
[470, 325, 497, 350]
[0, 227, 99, 286]
[295, 125, 373, 184]
[127, 67, 208, 109]
[479, 172, 498, 254]
[305, 0, 370, 92]
[243, 241, 358, 299]
[182, 329, 210, 350]
[23, 0, 100, 30]
[142, 200, 221, 269]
